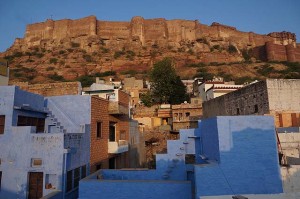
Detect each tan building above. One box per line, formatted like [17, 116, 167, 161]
[172, 98, 202, 131]
[203, 79, 300, 128]
[0, 59, 9, 86]
[197, 77, 243, 101]
[122, 77, 148, 107]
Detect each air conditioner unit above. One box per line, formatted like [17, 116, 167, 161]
[31, 158, 43, 167]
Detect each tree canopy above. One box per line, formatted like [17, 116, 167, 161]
[148, 58, 188, 105]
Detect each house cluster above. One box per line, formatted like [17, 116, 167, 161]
[1, 71, 300, 199]
[79, 78, 300, 199]
[0, 82, 145, 199]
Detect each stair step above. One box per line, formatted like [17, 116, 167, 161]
[183, 141, 189, 144]
[180, 147, 185, 150]
[176, 153, 183, 156]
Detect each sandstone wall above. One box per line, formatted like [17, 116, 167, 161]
[266, 42, 300, 62]
[97, 21, 130, 40]
[19, 16, 297, 51]
[25, 16, 97, 44]
[13, 81, 82, 96]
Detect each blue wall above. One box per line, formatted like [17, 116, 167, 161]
[79, 179, 191, 199]
[0, 87, 92, 199]
[195, 116, 283, 198]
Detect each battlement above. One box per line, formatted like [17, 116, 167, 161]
[16, 16, 296, 51]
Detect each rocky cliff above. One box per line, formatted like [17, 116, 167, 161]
[1, 16, 299, 84]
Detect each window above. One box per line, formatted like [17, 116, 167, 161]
[0, 115, 5, 134]
[31, 158, 43, 167]
[236, 108, 240, 115]
[120, 130, 126, 140]
[66, 170, 73, 192]
[185, 112, 190, 117]
[0, 171, 2, 191]
[17, 116, 45, 133]
[254, 104, 258, 113]
[81, 165, 87, 179]
[73, 167, 80, 188]
[96, 122, 102, 138]
[96, 163, 102, 171]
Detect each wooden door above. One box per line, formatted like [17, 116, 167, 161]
[28, 172, 43, 199]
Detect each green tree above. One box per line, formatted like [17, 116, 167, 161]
[150, 58, 188, 104]
[140, 91, 153, 107]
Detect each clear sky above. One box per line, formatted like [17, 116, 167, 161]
[0, 0, 299, 52]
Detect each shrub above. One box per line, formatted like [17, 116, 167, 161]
[114, 50, 125, 59]
[257, 64, 276, 76]
[94, 71, 116, 77]
[242, 49, 252, 62]
[71, 42, 80, 48]
[59, 50, 66, 54]
[36, 53, 44, 58]
[46, 66, 55, 71]
[77, 75, 95, 87]
[101, 47, 109, 53]
[228, 45, 238, 54]
[48, 73, 65, 81]
[83, 54, 93, 62]
[49, 58, 58, 64]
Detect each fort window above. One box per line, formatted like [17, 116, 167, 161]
[17, 116, 45, 133]
[0, 115, 5, 134]
[236, 108, 240, 115]
[96, 121, 102, 138]
[254, 104, 258, 113]
[66, 170, 73, 192]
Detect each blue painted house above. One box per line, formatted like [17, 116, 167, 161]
[0, 86, 92, 199]
[79, 116, 283, 199]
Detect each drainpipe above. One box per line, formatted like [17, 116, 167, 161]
[62, 151, 68, 199]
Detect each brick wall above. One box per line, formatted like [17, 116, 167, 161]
[13, 81, 81, 96]
[90, 96, 110, 172]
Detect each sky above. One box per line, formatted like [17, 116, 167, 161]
[0, 0, 299, 52]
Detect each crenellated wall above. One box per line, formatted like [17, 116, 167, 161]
[17, 16, 297, 52]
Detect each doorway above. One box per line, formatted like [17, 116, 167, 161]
[109, 122, 116, 142]
[28, 172, 43, 199]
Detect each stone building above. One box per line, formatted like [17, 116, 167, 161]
[122, 77, 148, 107]
[82, 82, 145, 168]
[196, 77, 244, 102]
[13, 81, 82, 96]
[203, 79, 300, 127]
[0, 86, 133, 199]
[172, 98, 202, 131]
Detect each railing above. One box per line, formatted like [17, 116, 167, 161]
[108, 140, 129, 154]
[108, 102, 128, 115]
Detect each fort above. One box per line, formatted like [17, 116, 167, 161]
[9, 16, 300, 62]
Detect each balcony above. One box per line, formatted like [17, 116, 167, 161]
[108, 140, 129, 154]
[108, 102, 128, 115]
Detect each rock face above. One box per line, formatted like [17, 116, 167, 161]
[2, 16, 300, 83]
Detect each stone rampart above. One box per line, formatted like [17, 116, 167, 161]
[18, 16, 296, 51]
[13, 81, 81, 96]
